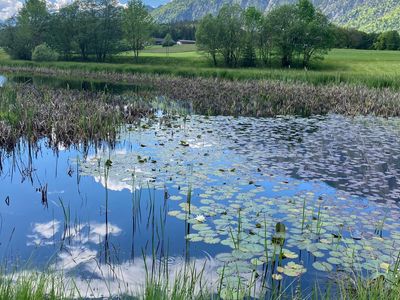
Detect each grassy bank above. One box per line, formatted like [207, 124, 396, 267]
[1, 48, 400, 89]
[1, 263, 399, 300]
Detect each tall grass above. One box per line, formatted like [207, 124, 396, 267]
[0, 270, 74, 300]
[2, 48, 400, 89]
[3, 67, 400, 121]
[0, 83, 152, 151]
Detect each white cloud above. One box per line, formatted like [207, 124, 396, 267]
[46, 0, 72, 11]
[0, 0, 23, 21]
[27, 220, 60, 246]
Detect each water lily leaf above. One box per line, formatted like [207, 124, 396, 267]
[168, 210, 181, 217]
[204, 237, 220, 244]
[282, 249, 298, 259]
[232, 250, 254, 260]
[327, 257, 341, 265]
[313, 261, 333, 272]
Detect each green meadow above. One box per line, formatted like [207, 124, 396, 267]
[1, 46, 400, 89]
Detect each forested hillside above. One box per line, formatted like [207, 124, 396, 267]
[152, 0, 400, 32]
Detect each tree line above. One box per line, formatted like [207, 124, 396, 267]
[0, 0, 399, 67]
[0, 0, 164, 62]
[196, 0, 334, 68]
[196, 0, 400, 68]
[334, 27, 400, 51]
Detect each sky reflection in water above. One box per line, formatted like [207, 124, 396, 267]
[0, 113, 400, 297]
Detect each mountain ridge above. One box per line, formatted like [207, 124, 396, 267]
[151, 0, 400, 32]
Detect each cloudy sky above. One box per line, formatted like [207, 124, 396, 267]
[0, 0, 168, 21]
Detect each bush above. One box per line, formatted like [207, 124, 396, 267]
[32, 44, 59, 62]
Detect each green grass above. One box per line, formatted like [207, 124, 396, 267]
[141, 44, 198, 54]
[1, 47, 400, 89]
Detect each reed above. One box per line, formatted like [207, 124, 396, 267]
[0, 83, 152, 151]
[2, 66, 400, 120]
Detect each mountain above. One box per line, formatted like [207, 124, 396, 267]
[144, 0, 169, 8]
[151, 0, 400, 32]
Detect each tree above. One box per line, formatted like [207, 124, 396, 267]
[265, 4, 299, 67]
[163, 33, 174, 56]
[48, 3, 79, 59]
[374, 31, 400, 50]
[333, 27, 377, 50]
[296, 0, 335, 67]
[18, 0, 49, 49]
[217, 5, 244, 67]
[0, 18, 28, 60]
[122, 0, 153, 61]
[264, 0, 334, 68]
[242, 7, 262, 67]
[196, 14, 220, 66]
[76, 0, 122, 62]
[4, 0, 50, 60]
[259, 15, 273, 66]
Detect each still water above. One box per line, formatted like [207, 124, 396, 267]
[0, 74, 400, 297]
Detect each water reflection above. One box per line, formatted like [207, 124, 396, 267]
[1, 111, 400, 297]
[0, 75, 6, 87]
[0, 73, 150, 94]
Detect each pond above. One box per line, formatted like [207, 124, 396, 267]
[0, 74, 400, 298]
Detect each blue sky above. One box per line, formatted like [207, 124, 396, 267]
[0, 0, 169, 21]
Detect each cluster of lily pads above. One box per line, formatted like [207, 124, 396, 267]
[79, 114, 400, 294]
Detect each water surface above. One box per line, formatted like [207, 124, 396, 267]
[0, 75, 400, 298]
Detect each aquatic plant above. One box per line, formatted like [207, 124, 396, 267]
[2, 66, 400, 118]
[0, 83, 152, 151]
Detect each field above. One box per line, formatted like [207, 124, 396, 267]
[1, 46, 400, 89]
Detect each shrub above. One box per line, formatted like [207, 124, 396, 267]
[32, 44, 59, 62]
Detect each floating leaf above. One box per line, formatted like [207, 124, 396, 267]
[313, 261, 333, 272]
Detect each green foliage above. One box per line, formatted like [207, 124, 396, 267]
[196, 1, 334, 68]
[333, 27, 378, 50]
[152, 21, 197, 42]
[151, 0, 400, 34]
[336, 0, 400, 33]
[32, 44, 59, 62]
[0, 0, 49, 60]
[74, 0, 123, 62]
[217, 5, 244, 67]
[47, 2, 79, 59]
[122, 0, 154, 60]
[0, 0, 123, 62]
[242, 7, 262, 67]
[162, 33, 174, 47]
[196, 14, 219, 66]
[195, 5, 245, 67]
[374, 31, 400, 50]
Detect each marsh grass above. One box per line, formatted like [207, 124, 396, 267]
[0, 270, 74, 300]
[329, 257, 400, 300]
[1, 241, 399, 299]
[3, 67, 400, 119]
[0, 83, 152, 151]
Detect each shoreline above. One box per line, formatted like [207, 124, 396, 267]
[1, 65, 400, 118]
